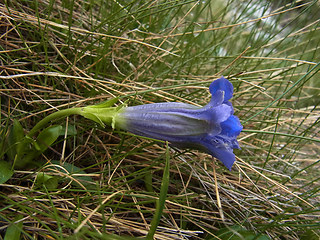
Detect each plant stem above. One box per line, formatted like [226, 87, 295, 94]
[27, 105, 120, 138]
[27, 108, 82, 138]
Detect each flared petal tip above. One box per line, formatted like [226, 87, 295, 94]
[220, 153, 235, 171]
[220, 115, 243, 137]
[210, 77, 234, 101]
[204, 143, 236, 170]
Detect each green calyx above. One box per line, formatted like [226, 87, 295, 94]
[79, 105, 122, 129]
[79, 97, 126, 129]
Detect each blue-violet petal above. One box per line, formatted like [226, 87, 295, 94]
[115, 77, 242, 170]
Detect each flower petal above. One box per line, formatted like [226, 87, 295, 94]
[207, 89, 225, 107]
[121, 111, 210, 136]
[201, 140, 236, 170]
[112, 77, 242, 170]
[220, 115, 243, 137]
[210, 147, 236, 171]
[210, 77, 234, 102]
[119, 101, 233, 138]
[126, 102, 199, 113]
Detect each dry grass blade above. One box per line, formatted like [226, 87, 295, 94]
[74, 190, 124, 234]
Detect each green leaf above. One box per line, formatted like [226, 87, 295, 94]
[88, 97, 119, 108]
[213, 225, 270, 240]
[59, 124, 77, 136]
[13, 137, 39, 169]
[11, 137, 35, 170]
[66, 231, 139, 240]
[35, 172, 59, 190]
[35, 125, 63, 152]
[144, 171, 154, 192]
[13, 125, 63, 169]
[0, 161, 14, 184]
[50, 160, 95, 189]
[299, 230, 320, 240]
[4, 215, 23, 240]
[6, 120, 25, 161]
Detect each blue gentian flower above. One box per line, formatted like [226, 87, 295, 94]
[114, 77, 242, 170]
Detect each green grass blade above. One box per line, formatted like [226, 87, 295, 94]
[4, 215, 23, 240]
[146, 142, 170, 239]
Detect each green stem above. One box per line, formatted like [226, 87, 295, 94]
[27, 105, 120, 138]
[27, 108, 82, 138]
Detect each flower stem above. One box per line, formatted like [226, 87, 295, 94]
[27, 105, 120, 138]
[27, 107, 82, 138]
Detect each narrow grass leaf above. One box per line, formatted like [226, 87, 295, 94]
[146, 142, 170, 239]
